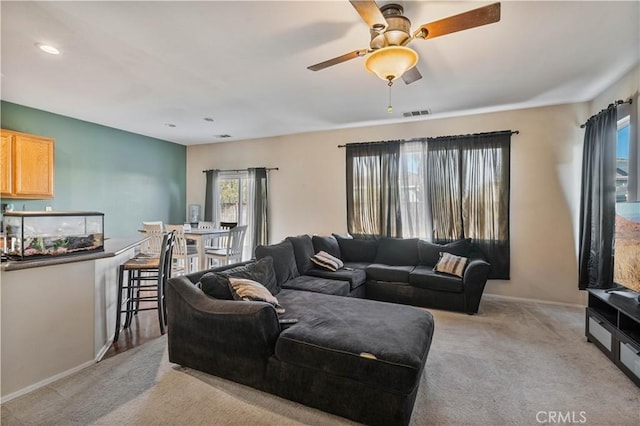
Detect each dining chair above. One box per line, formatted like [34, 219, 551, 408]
[206, 221, 237, 250]
[142, 222, 164, 255]
[165, 224, 199, 275]
[205, 225, 247, 268]
[114, 231, 175, 342]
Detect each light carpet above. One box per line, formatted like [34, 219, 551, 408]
[2, 295, 639, 425]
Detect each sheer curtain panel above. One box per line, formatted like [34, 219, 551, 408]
[346, 142, 402, 238]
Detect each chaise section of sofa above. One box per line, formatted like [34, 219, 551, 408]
[166, 258, 435, 426]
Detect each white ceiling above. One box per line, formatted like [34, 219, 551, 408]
[1, 1, 639, 146]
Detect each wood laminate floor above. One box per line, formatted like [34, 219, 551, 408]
[102, 298, 164, 361]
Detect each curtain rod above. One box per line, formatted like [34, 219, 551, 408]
[202, 167, 279, 173]
[337, 130, 519, 148]
[580, 98, 633, 128]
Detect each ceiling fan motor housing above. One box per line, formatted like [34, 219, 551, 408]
[370, 3, 412, 49]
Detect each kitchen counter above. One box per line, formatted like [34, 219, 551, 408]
[0, 235, 148, 401]
[1, 237, 147, 271]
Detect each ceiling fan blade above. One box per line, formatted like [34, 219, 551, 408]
[307, 49, 368, 71]
[402, 66, 422, 85]
[349, 0, 388, 32]
[414, 2, 501, 40]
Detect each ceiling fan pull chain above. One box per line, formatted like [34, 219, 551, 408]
[387, 78, 393, 113]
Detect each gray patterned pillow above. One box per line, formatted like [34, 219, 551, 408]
[228, 277, 285, 314]
[434, 252, 468, 277]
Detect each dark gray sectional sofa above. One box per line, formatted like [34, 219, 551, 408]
[277, 233, 491, 315]
[165, 234, 490, 425]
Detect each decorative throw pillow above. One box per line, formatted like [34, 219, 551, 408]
[198, 272, 235, 299]
[198, 257, 279, 298]
[310, 250, 344, 271]
[227, 277, 285, 314]
[434, 252, 469, 278]
[255, 240, 300, 287]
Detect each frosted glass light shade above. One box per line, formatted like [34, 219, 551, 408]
[364, 46, 418, 81]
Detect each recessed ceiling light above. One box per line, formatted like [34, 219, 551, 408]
[35, 43, 60, 55]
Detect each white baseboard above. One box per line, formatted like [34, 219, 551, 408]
[95, 338, 113, 362]
[0, 359, 96, 404]
[1, 334, 115, 404]
[483, 292, 586, 308]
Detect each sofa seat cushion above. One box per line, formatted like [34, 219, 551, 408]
[365, 264, 415, 283]
[275, 290, 434, 394]
[343, 261, 371, 270]
[305, 267, 367, 290]
[281, 275, 350, 296]
[409, 266, 464, 293]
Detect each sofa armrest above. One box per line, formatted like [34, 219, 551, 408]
[166, 275, 280, 386]
[462, 259, 491, 314]
[463, 259, 491, 286]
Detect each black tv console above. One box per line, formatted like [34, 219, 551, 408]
[585, 289, 640, 387]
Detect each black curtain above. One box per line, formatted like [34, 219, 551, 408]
[427, 132, 511, 279]
[578, 106, 618, 289]
[346, 142, 402, 238]
[250, 167, 269, 248]
[345, 131, 511, 279]
[203, 169, 219, 222]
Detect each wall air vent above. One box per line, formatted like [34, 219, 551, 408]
[402, 109, 431, 118]
[215, 134, 232, 139]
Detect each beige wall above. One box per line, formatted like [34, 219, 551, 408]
[187, 101, 596, 305]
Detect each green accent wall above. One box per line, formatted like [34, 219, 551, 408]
[1, 101, 186, 237]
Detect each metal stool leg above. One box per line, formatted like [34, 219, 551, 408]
[114, 265, 125, 342]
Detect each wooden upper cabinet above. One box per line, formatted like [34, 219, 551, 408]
[0, 132, 13, 195]
[1, 129, 55, 199]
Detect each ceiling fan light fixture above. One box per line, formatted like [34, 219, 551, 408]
[364, 46, 418, 82]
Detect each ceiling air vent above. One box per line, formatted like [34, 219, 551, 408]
[215, 134, 232, 139]
[402, 109, 431, 118]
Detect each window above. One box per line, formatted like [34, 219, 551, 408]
[218, 172, 249, 224]
[204, 168, 270, 260]
[346, 131, 512, 278]
[616, 115, 630, 202]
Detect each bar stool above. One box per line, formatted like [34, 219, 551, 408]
[113, 231, 175, 342]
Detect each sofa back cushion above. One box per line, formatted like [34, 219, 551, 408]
[333, 234, 378, 262]
[199, 256, 279, 297]
[255, 240, 300, 287]
[311, 235, 341, 259]
[374, 238, 419, 266]
[286, 235, 315, 274]
[418, 238, 472, 267]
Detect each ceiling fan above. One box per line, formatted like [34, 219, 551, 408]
[308, 1, 501, 86]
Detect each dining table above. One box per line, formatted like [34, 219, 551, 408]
[183, 227, 230, 270]
[139, 227, 230, 271]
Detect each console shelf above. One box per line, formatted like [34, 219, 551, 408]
[586, 289, 640, 387]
